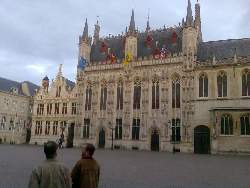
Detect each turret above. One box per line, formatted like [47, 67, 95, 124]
[182, 0, 201, 69]
[79, 18, 91, 63]
[125, 10, 138, 61]
[128, 9, 136, 34]
[185, 0, 194, 27]
[194, 0, 202, 42]
[93, 20, 100, 44]
[42, 75, 49, 91]
[146, 14, 150, 32]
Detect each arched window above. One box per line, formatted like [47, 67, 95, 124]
[133, 80, 141, 110]
[100, 82, 107, 110]
[172, 76, 180, 108]
[242, 70, 250, 96]
[117, 81, 123, 110]
[221, 114, 233, 135]
[85, 85, 92, 111]
[152, 79, 160, 109]
[240, 115, 250, 135]
[199, 73, 208, 97]
[217, 72, 227, 97]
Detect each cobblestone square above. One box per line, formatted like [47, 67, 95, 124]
[0, 145, 249, 188]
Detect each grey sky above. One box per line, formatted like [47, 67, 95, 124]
[0, 0, 249, 85]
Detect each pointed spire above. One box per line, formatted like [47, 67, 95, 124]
[195, 0, 201, 27]
[146, 12, 150, 32]
[93, 17, 100, 44]
[186, 0, 193, 27]
[128, 9, 136, 33]
[82, 18, 88, 40]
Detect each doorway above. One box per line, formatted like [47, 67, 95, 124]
[98, 128, 105, 148]
[66, 123, 75, 148]
[194, 125, 210, 154]
[151, 130, 160, 151]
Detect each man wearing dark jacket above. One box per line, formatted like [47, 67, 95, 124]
[28, 141, 71, 188]
[71, 143, 100, 188]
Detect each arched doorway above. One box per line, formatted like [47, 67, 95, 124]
[194, 125, 210, 154]
[98, 128, 105, 148]
[66, 123, 75, 148]
[151, 129, 160, 151]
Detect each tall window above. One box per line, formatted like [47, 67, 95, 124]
[221, 114, 233, 135]
[54, 103, 60, 114]
[152, 80, 160, 109]
[83, 119, 90, 138]
[100, 83, 107, 110]
[56, 86, 61, 97]
[45, 121, 50, 135]
[37, 104, 44, 115]
[47, 103, 52, 115]
[199, 73, 208, 97]
[35, 121, 42, 135]
[242, 70, 250, 96]
[172, 119, 181, 142]
[85, 85, 92, 111]
[115, 119, 123, 140]
[240, 115, 250, 135]
[62, 103, 67, 114]
[1, 116, 6, 129]
[217, 72, 227, 97]
[53, 121, 58, 135]
[132, 119, 140, 140]
[72, 102, 77, 115]
[172, 77, 180, 108]
[117, 81, 123, 110]
[133, 80, 141, 110]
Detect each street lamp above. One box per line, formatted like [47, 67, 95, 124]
[109, 121, 115, 150]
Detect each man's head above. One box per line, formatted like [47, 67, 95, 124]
[44, 141, 58, 159]
[82, 143, 95, 158]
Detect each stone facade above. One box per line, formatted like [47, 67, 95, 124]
[31, 0, 250, 154]
[0, 79, 38, 144]
[30, 65, 78, 145]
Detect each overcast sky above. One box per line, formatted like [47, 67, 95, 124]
[0, 0, 249, 85]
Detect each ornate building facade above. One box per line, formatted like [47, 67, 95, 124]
[31, 0, 250, 154]
[30, 65, 77, 147]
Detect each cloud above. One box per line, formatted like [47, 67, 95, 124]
[0, 0, 249, 85]
[26, 64, 51, 75]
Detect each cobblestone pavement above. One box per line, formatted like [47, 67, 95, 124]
[0, 144, 249, 188]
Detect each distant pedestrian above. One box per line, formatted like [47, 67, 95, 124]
[28, 141, 71, 188]
[58, 133, 65, 148]
[71, 143, 100, 188]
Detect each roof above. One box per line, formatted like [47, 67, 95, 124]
[22, 81, 40, 96]
[90, 27, 183, 63]
[0, 77, 39, 97]
[197, 38, 250, 61]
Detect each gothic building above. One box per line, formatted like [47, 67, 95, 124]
[31, 0, 250, 154]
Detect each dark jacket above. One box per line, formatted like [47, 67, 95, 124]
[71, 157, 100, 188]
[28, 159, 71, 188]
